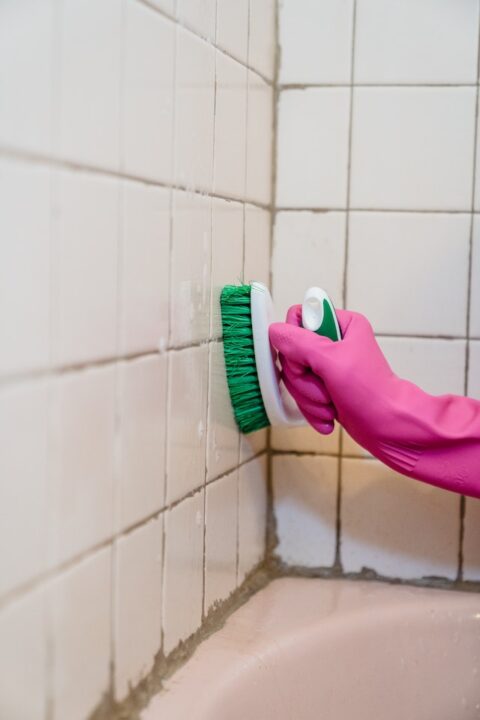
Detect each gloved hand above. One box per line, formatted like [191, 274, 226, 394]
[270, 306, 480, 498]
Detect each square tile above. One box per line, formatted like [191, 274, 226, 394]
[120, 181, 170, 355]
[248, 0, 276, 80]
[463, 498, 480, 581]
[276, 89, 350, 208]
[238, 455, 267, 581]
[176, 0, 216, 40]
[207, 342, 240, 481]
[49, 366, 115, 564]
[244, 205, 271, 287]
[114, 517, 163, 700]
[123, 0, 175, 182]
[279, 0, 354, 84]
[468, 341, 480, 398]
[350, 88, 476, 210]
[0, 590, 47, 720]
[273, 455, 338, 567]
[0, 381, 48, 597]
[214, 52, 248, 199]
[117, 356, 167, 531]
[354, 0, 479, 84]
[51, 171, 119, 366]
[205, 471, 239, 611]
[347, 212, 470, 336]
[341, 459, 460, 580]
[170, 191, 212, 346]
[166, 346, 209, 504]
[470, 218, 480, 336]
[343, 336, 468, 456]
[216, 0, 249, 65]
[175, 28, 215, 192]
[50, 548, 111, 720]
[0, 0, 53, 153]
[240, 429, 268, 463]
[246, 72, 273, 205]
[271, 425, 340, 455]
[272, 211, 346, 320]
[0, 159, 50, 376]
[210, 198, 244, 338]
[58, 0, 122, 169]
[163, 492, 204, 654]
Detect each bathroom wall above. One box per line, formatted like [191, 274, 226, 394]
[272, 0, 480, 583]
[0, 1, 275, 718]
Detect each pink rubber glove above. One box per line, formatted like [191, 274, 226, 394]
[270, 306, 480, 498]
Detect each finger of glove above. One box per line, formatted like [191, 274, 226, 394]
[282, 373, 336, 422]
[269, 322, 334, 377]
[282, 362, 332, 405]
[301, 407, 335, 435]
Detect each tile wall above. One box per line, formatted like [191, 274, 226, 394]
[0, 1, 275, 718]
[273, 0, 480, 583]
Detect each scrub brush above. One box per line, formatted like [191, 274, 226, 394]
[220, 283, 341, 434]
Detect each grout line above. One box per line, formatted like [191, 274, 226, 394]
[275, 206, 475, 214]
[278, 82, 479, 90]
[0, 145, 271, 212]
[135, 0, 274, 87]
[0, 450, 268, 614]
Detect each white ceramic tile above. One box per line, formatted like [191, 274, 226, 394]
[117, 356, 167, 532]
[49, 366, 115, 564]
[468, 341, 480, 398]
[58, 0, 121, 169]
[0, 0, 53, 153]
[279, 0, 354, 84]
[244, 205, 271, 287]
[204, 470, 238, 611]
[0, 381, 48, 597]
[176, 0, 216, 40]
[355, 0, 479, 84]
[51, 171, 119, 366]
[276, 89, 350, 209]
[347, 212, 470, 336]
[207, 342, 240, 481]
[238, 455, 267, 582]
[0, 159, 50, 376]
[343, 336, 468, 457]
[273, 455, 338, 567]
[271, 425, 340, 455]
[0, 590, 47, 720]
[245, 72, 273, 205]
[115, 517, 163, 700]
[350, 88, 476, 210]
[121, 181, 170, 355]
[216, 0, 249, 65]
[341, 459, 460, 580]
[240, 429, 268, 463]
[470, 219, 480, 337]
[272, 211, 346, 320]
[248, 0, 276, 80]
[163, 492, 204, 654]
[210, 197, 244, 338]
[214, 52, 248, 199]
[170, 191, 212, 346]
[50, 548, 111, 720]
[123, 0, 175, 182]
[167, 346, 209, 503]
[148, 0, 176, 14]
[175, 28, 215, 192]
[463, 498, 480, 581]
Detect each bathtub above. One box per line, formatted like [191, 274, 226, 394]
[142, 577, 480, 720]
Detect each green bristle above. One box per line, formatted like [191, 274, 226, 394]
[220, 284, 270, 434]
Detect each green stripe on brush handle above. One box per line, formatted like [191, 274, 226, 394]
[302, 288, 342, 341]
